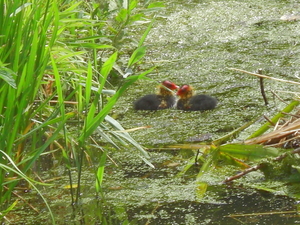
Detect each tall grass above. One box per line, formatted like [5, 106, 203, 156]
[0, 0, 163, 223]
[0, 0, 60, 204]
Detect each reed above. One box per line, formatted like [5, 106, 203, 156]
[0, 0, 163, 223]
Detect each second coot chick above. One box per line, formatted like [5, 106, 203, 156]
[176, 85, 217, 111]
[134, 80, 179, 110]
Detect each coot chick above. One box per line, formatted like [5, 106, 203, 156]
[176, 85, 217, 111]
[134, 81, 179, 110]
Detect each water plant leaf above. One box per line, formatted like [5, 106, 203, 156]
[9, 3, 32, 17]
[0, 199, 18, 220]
[64, 184, 78, 189]
[219, 152, 250, 169]
[96, 152, 107, 192]
[195, 181, 208, 200]
[197, 146, 220, 180]
[137, 155, 155, 169]
[60, 1, 82, 14]
[246, 100, 300, 140]
[213, 116, 260, 146]
[99, 51, 118, 90]
[81, 67, 154, 141]
[148, 2, 165, 8]
[116, 8, 128, 23]
[83, 52, 118, 142]
[15, 112, 76, 143]
[245, 117, 300, 146]
[138, 19, 154, 48]
[176, 155, 198, 178]
[67, 43, 115, 49]
[128, 13, 144, 25]
[96, 126, 122, 150]
[0, 151, 55, 224]
[219, 144, 280, 161]
[105, 115, 151, 159]
[0, 66, 17, 89]
[129, 0, 138, 11]
[80, 83, 116, 95]
[168, 144, 210, 149]
[127, 46, 146, 68]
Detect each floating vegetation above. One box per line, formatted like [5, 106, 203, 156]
[171, 68, 300, 208]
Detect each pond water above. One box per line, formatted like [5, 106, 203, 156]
[109, 0, 300, 224]
[10, 0, 300, 224]
[115, 0, 300, 146]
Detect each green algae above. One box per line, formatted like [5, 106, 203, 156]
[113, 0, 300, 146]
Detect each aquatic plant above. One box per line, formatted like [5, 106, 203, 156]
[0, 0, 163, 223]
[174, 68, 300, 200]
[0, 1, 61, 221]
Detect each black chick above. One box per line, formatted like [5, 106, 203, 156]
[134, 80, 179, 110]
[176, 84, 217, 111]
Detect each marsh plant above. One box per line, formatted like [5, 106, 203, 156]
[0, 0, 163, 223]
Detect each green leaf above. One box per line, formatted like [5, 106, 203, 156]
[128, 14, 144, 25]
[127, 46, 146, 68]
[129, 0, 138, 11]
[0, 67, 17, 89]
[95, 153, 107, 192]
[197, 146, 219, 180]
[195, 182, 208, 200]
[219, 144, 280, 161]
[148, 2, 165, 8]
[85, 61, 93, 107]
[80, 67, 155, 142]
[0, 199, 18, 219]
[138, 19, 154, 47]
[247, 100, 300, 139]
[116, 8, 127, 22]
[67, 43, 115, 49]
[10, 3, 32, 17]
[0, 151, 55, 224]
[96, 126, 122, 150]
[105, 115, 151, 160]
[98, 51, 118, 94]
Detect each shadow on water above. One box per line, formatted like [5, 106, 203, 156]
[100, 149, 300, 224]
[12, 148, 300, 224]
[127, 190, 297, 225]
